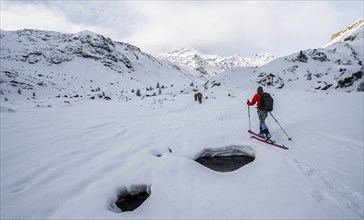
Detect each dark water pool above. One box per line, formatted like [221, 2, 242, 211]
[112, 185, 151, 212]
[196, 155, 254, 172]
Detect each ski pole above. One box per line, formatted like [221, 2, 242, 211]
[269, 112, 292, 141]
[247, 100, 251, 132]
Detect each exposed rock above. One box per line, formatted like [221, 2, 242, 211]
[336, 71, 363, 88]
[309, 49, 330, 62]
[256, 72, 285, 88]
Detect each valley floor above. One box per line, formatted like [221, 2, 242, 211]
[1, 90, 363, 219]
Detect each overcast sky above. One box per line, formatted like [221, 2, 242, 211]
[1, 1, 363, 57]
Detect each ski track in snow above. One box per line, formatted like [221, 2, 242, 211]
[288, 157, 363, 218]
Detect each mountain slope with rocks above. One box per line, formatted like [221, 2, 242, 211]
[326, 19, 364, 47]
[208, 19, 364, 93]
[0, 29, 202, 103]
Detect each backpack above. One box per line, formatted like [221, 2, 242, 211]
[259, 93, 274, 112]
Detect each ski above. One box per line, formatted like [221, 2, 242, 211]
[248, 130, 288, 150]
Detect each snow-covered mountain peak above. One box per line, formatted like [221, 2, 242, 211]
[75, 30, 99, 36]
[244, 53, 276, 66]
[159, 48, 275, 77]
[325, 18, 364, 47]
[162, 47, 202, 57]
[0, 29, 206, 102]
[179, 47, 202, 55]
[211, 19, 363, 92]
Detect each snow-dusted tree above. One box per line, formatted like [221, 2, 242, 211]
[156, 82, 160, 88]
[0, 90, 3, 95]
[132, 89, 135, 93]
[158, 88, 162, 95]
[5, 97, 8, 101]
[136, 89, 142, 97]
[190, 82, 194, 87]
[17, 88, 22, 95]
[32, 92, 36, 97]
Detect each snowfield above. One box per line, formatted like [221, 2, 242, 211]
[1, 88, 363, 219]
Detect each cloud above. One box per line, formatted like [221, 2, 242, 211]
[0, 2, 88, 33]
[106, 1, 363, 56]
[1, 1, 362, 57]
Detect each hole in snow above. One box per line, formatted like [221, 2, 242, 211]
[109, 184, 151, 213]
[195, 145, 255, 172]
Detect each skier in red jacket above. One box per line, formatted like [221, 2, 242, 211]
[247, 86, 272, 140]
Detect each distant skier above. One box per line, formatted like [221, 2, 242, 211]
[194, 93, 198, 101]
[197, 92, 203, 104]
[247, 86, 272, 140]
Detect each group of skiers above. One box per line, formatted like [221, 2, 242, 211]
[194, 92, 203, 104]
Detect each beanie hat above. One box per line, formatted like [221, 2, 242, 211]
[257, 86, 263, 93]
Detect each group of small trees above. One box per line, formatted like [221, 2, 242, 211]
[132, 82, 164, 97]
[4, 88, 36, 101]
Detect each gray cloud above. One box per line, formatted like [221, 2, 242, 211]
[1, 1, 363, 57]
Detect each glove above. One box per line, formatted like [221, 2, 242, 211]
[246, 100, 250, 105]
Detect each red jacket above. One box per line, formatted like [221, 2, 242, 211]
[248, 93, 261, 108]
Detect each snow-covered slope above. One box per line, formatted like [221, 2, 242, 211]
[159, 47, 275, 77]
[1, 88, 363, 219]
[209, 20, 364, 92]
[0, 29, 202, 102]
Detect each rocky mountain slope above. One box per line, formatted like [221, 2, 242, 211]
[1, 19, 362, 105]
[0, 29, 203, 102]
[326, 19, 364, 46]
[209, 19, 364, 93]
[158, 47, 275, 77]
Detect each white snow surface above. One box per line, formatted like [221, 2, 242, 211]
[1, 88, 363, 219]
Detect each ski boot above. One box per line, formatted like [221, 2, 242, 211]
[263, 129, 272, 141]
[259, 127, 265, 138]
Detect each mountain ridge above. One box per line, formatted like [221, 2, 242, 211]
[158, 47, 275, 77]
[325, 18, 364, 47]
[210, 21, 363, 93]
[1, 19, 363, 104]
[0, 29, 204, 102]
